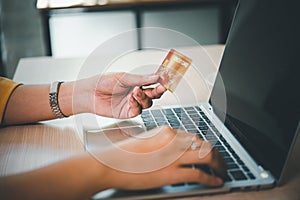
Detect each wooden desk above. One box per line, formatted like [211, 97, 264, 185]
[37, 0, 237, 55]
[1, 45, 299, 199]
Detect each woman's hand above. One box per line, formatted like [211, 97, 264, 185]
[91, 126, 227, 190]
[72, 73, 166, 118]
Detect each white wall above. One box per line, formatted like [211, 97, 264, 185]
[142, 7, 219, 48]
[50, 11, 136, 57]
[49, 7, 220, 58]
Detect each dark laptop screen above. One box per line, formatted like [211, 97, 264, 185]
[210, 0, 300, 179]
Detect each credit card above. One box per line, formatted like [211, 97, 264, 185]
[156, 49, 192, 92]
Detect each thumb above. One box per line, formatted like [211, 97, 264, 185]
[122, 73, 159, 87]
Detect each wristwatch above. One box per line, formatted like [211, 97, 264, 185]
[49, 81, 66, 118]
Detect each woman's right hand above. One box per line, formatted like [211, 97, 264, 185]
[92, 126, 227, 191]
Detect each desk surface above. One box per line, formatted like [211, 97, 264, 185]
[1, 45, 299, 199]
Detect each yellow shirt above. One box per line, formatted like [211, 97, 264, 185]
[0, 77, 21, 124]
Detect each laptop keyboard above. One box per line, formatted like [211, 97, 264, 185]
[141, 106, 256, 183]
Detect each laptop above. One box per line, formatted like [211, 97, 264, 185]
[85, 0, 300, 199]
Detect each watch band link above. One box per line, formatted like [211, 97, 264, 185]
[49, 81, 66, 118]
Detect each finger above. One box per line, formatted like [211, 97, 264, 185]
[143, 85, 167, 99]
[119, 73, 160, 87]
[208, 148, 227, 178]
[177, 141, 227, 179]
[173, 168, 223, 187]
[128, 92, 142, 117]
[198, 144, 227, 179]
[177, 147, 216, 167]
[132, 87, 153, 109]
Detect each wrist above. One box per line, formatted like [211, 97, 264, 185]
[59, 79, 95, 116]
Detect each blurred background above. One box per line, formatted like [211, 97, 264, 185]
[0, 0, 237, 79]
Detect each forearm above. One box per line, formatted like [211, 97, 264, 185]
[0, 153, 110, 200]
[3, 82, 74, 125]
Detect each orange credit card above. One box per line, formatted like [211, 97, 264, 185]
[156, 49, 192, 92]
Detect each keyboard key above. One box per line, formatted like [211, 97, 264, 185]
[169, 123, 181, 129]
[166, 114, 177, 120]
[182, 124, 196, 129]
[182, 120, 193, 126]
[227, 163, 239, 170]
[184, 107, 195, 111]
[198, 116, 211, 124]
[241, 165, 250, 172]
[229, 170, 247, 180]
[177, 115, 190, 120]
[219, 151, 230, 157]
[224, 174, 233, 182]
[216, 146, 226, 152]
[224, 157, 235, 163]
[193, 118, 205, 123]
[167, 118, 179, 124]
[219, 135, 226, 142]
[236, 159, 245, 166]
[198, 111, 205, 116]
[247, 172, 256, 179]
[186, 110, 197, 115]
[157, 121, 169, 126]
[195, 165, 212, 175]
[146, 125, 157, 130]
[144, 121, 156, 126]
[201, 130, 208, 135]
[153, 116, 166, 122]
[173, 108, 184, 114]
[199, 125, 209, 131]
[195, 106, 202, 111]
[142, 117, 154, 122]
[169, 120, 180, 125]
[206, 136, 218, 143]
[204, 118, 211, 124]
[197, 121, 207, 127]
[151, 110, 163, 117]
[189, 113, 200, 117]
[141, 110, 150, 115]
[162, 109, 174, 115]
[186, 129, 200, 134]
[210, 126, 219, 134]
[227, 147, 235, 154]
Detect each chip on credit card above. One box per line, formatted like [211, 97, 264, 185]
[156, 49, 192, 92]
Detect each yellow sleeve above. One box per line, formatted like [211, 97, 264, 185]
[0, 77, 22, 124]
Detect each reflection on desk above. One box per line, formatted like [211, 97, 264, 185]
[0, 123, 83, 176]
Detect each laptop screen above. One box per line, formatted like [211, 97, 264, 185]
[210, 0, 300, 179]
